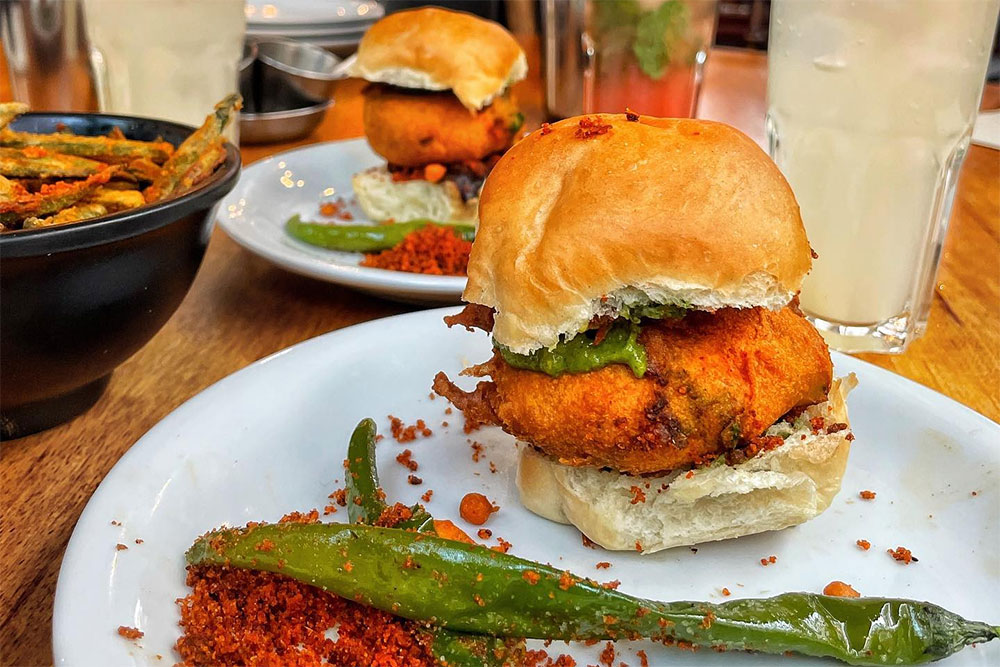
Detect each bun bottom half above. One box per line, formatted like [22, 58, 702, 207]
[352, 166, 478, 224]
[517, 375, 856, 553]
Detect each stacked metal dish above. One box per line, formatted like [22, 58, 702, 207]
[244, 0, 383, 55]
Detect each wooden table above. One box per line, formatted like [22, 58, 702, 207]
[2, 48, 998, 666]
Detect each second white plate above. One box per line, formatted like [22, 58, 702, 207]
[217, 138, 467, 304]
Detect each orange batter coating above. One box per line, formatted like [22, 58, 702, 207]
[434, 306, 833, 475]
[363, 84, 521, 167]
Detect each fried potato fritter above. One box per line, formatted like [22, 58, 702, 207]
[434, 306, 833, 474]
[363, 84, 520, 167]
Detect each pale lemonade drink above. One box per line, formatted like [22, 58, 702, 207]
[767, 0, 998, 351]
[84, 0, 245, 127]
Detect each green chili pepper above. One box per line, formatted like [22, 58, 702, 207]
[344, 418, 384, 524]
[285, 215, 476, 253]
[188, 521, 998, 666]
[344, 418, 433, 531]
[342, 419, 519, 666]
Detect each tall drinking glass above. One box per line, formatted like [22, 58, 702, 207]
[767, 0, 999, 353]
[83, 0, 245, 128]
[544, 0, 717, 119]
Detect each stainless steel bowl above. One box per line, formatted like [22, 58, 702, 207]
[256, 38, 344, 100]
[240, 101, 332, 144]
[239, 38, 342, 144]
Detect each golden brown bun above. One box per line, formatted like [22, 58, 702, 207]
[363, 85, 519, 166]
[349, 8, 527, 111]
[517, 375, 856, 553]
[466, 115, 813, 353]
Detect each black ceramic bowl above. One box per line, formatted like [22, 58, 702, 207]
[0, 113, 241, 440]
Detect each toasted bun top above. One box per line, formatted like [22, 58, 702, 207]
[465, 115, 813, 353]
[349, 8, 527, 111]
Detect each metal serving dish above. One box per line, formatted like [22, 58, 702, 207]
[256, 38, 343, 100]
[240, 100, 333, 144]
[239, 38, 347, 144]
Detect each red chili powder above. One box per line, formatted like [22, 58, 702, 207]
[361, 226, 471, 276]
[175, 566, 435, 666]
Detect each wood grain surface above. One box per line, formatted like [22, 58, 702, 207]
[1, 46, 998, 667]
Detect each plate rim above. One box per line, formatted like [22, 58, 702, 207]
[51, 307, 1000, 663]
[216, 138, 467, 297]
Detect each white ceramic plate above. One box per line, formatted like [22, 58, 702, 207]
[245, 0, 383, 26]
[217, 138, 467, 305]
[53, 309, 1000, 666]
[245, 22, 372, 38]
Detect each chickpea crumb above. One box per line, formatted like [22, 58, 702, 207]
[395, 449, 419, 471]
[599, 642, 615, 666]
[887, 546, 918, 564]
[823, 581, 860, 597]
[459, 492, 498, 525]
[629, 485, 646, 504]
[387, 415, 433, 443]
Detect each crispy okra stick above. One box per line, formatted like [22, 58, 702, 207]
[0, 103, 30, 131]
[0, 146, 108, 179]
[84, 187, 145, 213]
[144, 94, 240, 202]
[0, 128, 173, 164]
[23, 203, 108, 229]
[0, 167, 116, 226]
